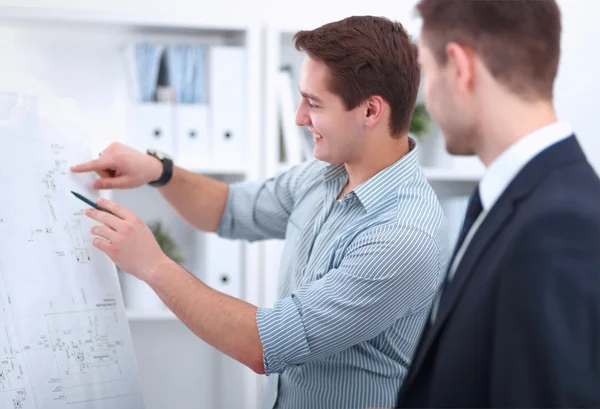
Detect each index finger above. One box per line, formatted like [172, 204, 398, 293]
[70, 156, 114, 173]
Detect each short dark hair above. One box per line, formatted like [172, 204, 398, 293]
[294, 16, 420, 137]
[416, 0, 562, 100]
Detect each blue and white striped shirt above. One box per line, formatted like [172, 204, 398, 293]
[218, 141, 446, 409]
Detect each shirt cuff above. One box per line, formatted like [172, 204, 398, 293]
[256, 296, 311, 374]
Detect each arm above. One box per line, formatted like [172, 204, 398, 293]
[149, 259, 266, 374]
[70, 142, 230, 232]
[156, 166, 229, 232]
[82, 160, 322, 374]
[87, 199, 439, 376]
[85, 197, 266, 373]
[156, 224, 438, 376]
[156, 162, 310, 237]
[71, 142, 319, 238]
[491, 211, 600, 407]
[257, 226, 441, 374]
[215, 160, 323, 241]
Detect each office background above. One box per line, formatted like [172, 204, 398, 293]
[0, 0, 597, 408]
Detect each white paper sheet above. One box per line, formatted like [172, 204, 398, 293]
[0, 92, 145, 409]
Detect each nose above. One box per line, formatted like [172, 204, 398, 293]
[295, 99, 311, 127]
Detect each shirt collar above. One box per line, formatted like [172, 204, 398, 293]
[479, 121, 573, 210]
[322, 138, 419, 214]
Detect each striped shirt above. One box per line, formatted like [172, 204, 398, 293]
[217, 140, 446, 409]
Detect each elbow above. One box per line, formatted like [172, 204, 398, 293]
[243, 347, 266, 375]
[249, 355, 266, 375]
[253, 364, 266, 375]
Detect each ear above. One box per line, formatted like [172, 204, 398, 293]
[445, 42, 476, 93]
[363, 95, 385, 128]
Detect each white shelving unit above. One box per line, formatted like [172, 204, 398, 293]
[423, 166, 481, 198]
[262, 25, 310, 309]
[0, 6, 263, 409]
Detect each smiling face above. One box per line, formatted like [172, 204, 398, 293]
[295, 56, 367, 164]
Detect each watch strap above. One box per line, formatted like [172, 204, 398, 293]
[148, 156, 173, 187]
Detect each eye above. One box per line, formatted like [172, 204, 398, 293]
[304, 98, 317, 109]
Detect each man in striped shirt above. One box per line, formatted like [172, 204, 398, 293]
[71, 15, 446, 409]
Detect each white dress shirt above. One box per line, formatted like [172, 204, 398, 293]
[431, 120, 573, 322]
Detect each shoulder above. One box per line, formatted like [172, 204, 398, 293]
[281, 159, 328, 195]
[497, 206, 600, 300]
[346, 223, 444, 276]
[525, 158, 600, 214]
[395, 170, 446, 247]
[513, 206, 600, 251]
[346, 170, 447, 261]
[496, 207, 600, 326]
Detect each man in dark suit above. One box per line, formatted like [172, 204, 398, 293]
[396, 0, 600, 407]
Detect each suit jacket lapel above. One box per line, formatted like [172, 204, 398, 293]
[434, 201, 514, 328]
[403, 198, 517, 390]
[401, 135, 585, 394]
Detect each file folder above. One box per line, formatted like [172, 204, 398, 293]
[208, 46, 246, 171]
[174, 104, 209, 169]
[204, 233, 243, 298]
[129, 102, 175, 157]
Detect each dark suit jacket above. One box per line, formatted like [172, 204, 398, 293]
[397, 136, 600, 408]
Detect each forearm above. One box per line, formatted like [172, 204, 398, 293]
[157, 166, 229, 232]
[147, 259, 265, 374]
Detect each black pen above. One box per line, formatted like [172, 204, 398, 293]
[71, 191, 113, 214]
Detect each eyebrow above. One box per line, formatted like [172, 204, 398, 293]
[299, 89, 323, 104]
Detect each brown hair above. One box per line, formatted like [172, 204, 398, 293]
[294, 16, 420, 137]
[416, 0, 562, 100]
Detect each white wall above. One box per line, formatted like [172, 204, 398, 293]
[0, 0, 421, 32]
[555, 0, 600, 173]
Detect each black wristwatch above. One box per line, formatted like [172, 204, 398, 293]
[147, 149, 174, 187]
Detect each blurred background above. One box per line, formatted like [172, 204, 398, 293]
[0, 0, 597, 408]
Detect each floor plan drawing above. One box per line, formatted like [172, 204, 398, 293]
[0, 92, 145, 408]
[6, 389, 28, 409]
[0, 261, 36, 409]
[65, 216, 92, 264]
[43, 309, 134, 404]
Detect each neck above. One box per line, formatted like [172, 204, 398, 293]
[343, 133, 410, 193]
[476, 98, 558, 166]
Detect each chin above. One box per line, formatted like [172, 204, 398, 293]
[313, 152, 332, 164]
[445, 140, 471, 156]
[313, 150, 343, 165]
[442, 128, 477, 156]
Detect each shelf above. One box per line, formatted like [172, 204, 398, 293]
[0, 5, 251, 35]
[126, 309, 179, 321]
[184, 166, 247, 176]
[423, 167, 483, 183]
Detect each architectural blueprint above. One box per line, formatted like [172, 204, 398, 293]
[0, 92, 145, 408]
